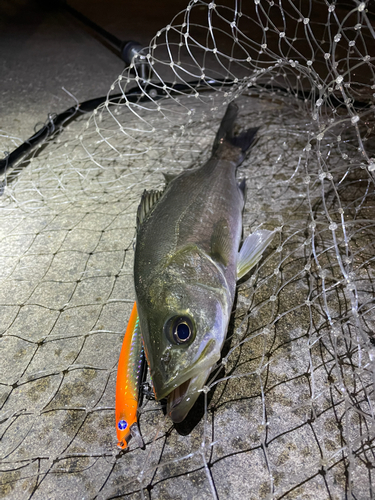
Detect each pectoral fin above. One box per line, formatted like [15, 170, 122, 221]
[237, 229, 275, 279]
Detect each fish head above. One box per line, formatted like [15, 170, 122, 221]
[136, 275, 230, 423]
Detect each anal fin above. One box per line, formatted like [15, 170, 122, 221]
[238, 178, 247, 203]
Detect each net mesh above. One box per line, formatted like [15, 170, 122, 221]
[1, 1, 375, 498]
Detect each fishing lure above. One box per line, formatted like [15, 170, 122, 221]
[115, 301, 146, 449]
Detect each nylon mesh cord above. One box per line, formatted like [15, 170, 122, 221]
[1, 1, 375, 499]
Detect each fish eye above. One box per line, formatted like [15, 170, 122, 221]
[173, 321, 191, 343]
[165, 315, 195, 345]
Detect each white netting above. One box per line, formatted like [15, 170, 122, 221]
[1, 1, 375, 498]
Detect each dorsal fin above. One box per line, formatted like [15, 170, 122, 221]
[137, 189, 163, 229]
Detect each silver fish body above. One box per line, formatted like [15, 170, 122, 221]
[134, 103, 268, 422]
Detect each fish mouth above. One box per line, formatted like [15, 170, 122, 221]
[153, 338, 218, 401]
[167, 379, 191, 416]
[166, 368, 212, 423]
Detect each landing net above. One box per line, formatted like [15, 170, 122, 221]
[1, 1, 375, 499]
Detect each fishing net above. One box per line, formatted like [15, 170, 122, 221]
[1, 0, 375, 498]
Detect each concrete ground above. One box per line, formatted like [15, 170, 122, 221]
[0, 0, 189, 138]
[1, 1, 375, 499]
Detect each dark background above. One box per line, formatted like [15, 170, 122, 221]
[0, 0, 191, 138]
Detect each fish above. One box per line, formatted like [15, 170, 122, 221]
[134, 102, 275, 423]
[115, 301, 146, 449]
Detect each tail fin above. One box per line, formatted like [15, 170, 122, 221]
[212, 102, 259, 155]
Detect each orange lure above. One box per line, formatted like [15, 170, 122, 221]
[115, 302, 145, 449]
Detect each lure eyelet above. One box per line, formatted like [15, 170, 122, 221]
[165, 315, 195, 345]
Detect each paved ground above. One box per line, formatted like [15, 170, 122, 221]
[1, 2, 375, 499]
[1, 0, 185, 137]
